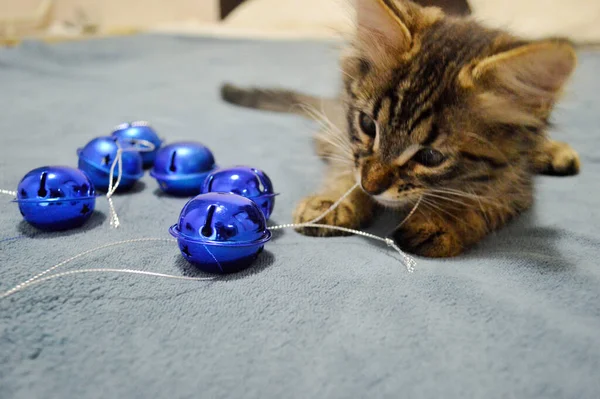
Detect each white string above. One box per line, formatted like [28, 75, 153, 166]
[0, 189, 17, 197]
[0, 181, 420, 299]
[270, 183, 419, 272]
[273, 222, 416, 272]
[397, 196, 423, 230]
[268, 183, 359, 230]
[305, 183, 360, 225]
[2, 269, 214, 299]
[130, 121, 150, 127]
[0, 238, 178, 299]
[106, 138, 156, 229]
[111, 120, 151, 133]
[1, 138, 155, 229]
[106, 140, 123, 228]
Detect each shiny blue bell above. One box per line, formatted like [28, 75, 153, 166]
[13, 166, 97, 231]
[150, 142, 217, 197]
[202, 166, 277, 220]
[111, 121, 163, 169]
[77, 136, 144, 192]
[169, 192, 272, 274]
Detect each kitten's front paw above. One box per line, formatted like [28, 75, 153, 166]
[293, 195, 360, 237]
[393, 217, 463, 258]
[536, 140, 580, 176]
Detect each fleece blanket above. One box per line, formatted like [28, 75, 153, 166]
[0, 34, 599, 399]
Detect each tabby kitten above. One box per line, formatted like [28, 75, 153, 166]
[221, 0, 580, 258]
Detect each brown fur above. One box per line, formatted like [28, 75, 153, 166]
[220, 0, 579, 258]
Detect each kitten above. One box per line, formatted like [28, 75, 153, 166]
[220, 0, 580, 258]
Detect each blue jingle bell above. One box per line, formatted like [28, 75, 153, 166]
[169, 192, 272, 274]
[111, 121, 163, 169]
[13, 166, 97, 231]
[202, 166, 277, 220]
[150, 141, 217, 197]
[77, 136, 144, 192]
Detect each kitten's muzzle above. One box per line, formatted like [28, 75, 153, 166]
[360, 160, 394, 196]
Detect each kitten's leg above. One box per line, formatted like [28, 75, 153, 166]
[533, 139, 580, 176]
[392, 208, 465, 258]
[293, 170, 376, 237]
[393, 192, 532, 257]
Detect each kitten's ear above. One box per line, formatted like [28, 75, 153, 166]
[355, 0, 415, 58]
[472, 40, 577, 110]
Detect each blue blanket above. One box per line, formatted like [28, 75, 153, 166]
[1, 34, 599, 399]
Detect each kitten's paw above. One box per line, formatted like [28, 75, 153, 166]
[537, 140, 580, 176]
[393, 218, 463, 258]
[293, 194, 360, 237]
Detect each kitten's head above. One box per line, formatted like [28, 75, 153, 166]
[341, 0, 576, 208]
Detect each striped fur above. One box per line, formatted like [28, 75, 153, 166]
[221, 0, 580, 257]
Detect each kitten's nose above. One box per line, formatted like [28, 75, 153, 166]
[360, 161, 393, 196]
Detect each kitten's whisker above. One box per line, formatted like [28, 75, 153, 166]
[427, 188, 513, 211]
[420, 198, 466, 225]
[322, 155, 354, 165]
[329, 168, 354, 178]
[428, 188, 500, 204]
[317, 135, 353, 158]
[422, 200, 465, 224]
[430, 187, 508, 204]
[299, 104, 345, 137]
[423, 192, 472, 208]
[297, 104, 330, 126]
[317, 125, 350, 152]
[315, 129, 353, 155]
[339, 68, 357, 81]
[300, 105, 353, 156]
[419, 200, 449, 223]
[468, 186, 491, 225]
[315, 126, 350, 147]
[305, 111, 335, 135]
[322, 152, 353, 161]
[428, 187, 485, 196]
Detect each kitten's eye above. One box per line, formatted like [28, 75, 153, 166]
[358, 112, 377, 138]
[414, 148, 445, 167]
